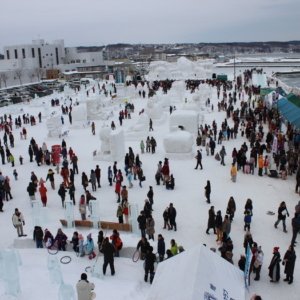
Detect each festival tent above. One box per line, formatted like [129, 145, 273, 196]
[277, 97, 300, 129]
[285, 93, 300, 108]
[147, 245, 245, 300]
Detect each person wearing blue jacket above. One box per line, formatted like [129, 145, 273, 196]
[86, 233, 96, 260]
[157, 234, 165, 262]
[244, 211, 252, 231]
[127, 169, 133, 188]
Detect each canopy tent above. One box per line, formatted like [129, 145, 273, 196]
[148, 245, 245, 300]
[277, 97, 300, 129]
[285, 93, 300, 108]
[217, 75, 228, 81]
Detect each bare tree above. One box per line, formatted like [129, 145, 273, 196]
[34, 68, 45, 82]
[0, 72, 9, 88]
[14, 69, 24, 85]
[28, 72, 35, 83]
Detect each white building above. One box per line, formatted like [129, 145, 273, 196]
[0, 39, 65, 70]
[64, 47, 104, 65]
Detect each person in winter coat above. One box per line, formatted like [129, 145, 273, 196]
[206, 206, 216, 234]
[27, 182, 36, 201]
[46, 169, 55, 190]
[33, 226, 44, 248]
[78, 234, 85, 257]
[283, 245, 296, 284]
[243, 231, 254, 254]
[136, 236, 150, 260]
[117, 204, 123, 223]
[70, 231, 79, 253]
[170, 239, 178, 256]
[97, 230, 104, 251]
[166, 249, 173, 259]
[150, 137, 157, 153]
[81, 172, 88, 191]
[144, 199, 152, 219]
[95, 165, 101, 188]
[86, 233, 96, 260]
[225, 251, 234, 265]
[60, 167, 69, 187]
[161, 162, 170, 185]
[68, 182, 76, 205]
[120, 186, 128, 206]
[144, 246, 156, 284]
[263, 155, 269, 175]
[168, 203, 177, 231]
[58, 183, 67, 207]
[245, 198, 253, 215]
[3, 179, 12, 200]
[146, 216, 155, 241]
[53, 228, 68, 251]
[76, 273, 96, 300]
[85, 190, 96, 207]
[110, 229, 122, 257]
[100, 237, 115, 275]
[43, 229, 54, 249]
[108, 166, 113, 186]
[137, 211, 146, 237]
[90, 170, 97, 192]
[268, 247, 281, 282]
[137, 167, 144, 188]
[258, 155, 263, 176]
[115, 180, 121, 203]
[215, 210, 223, 242]
[238, 255, 246, 271]
[227, 197, 236, 222]
[163, 208, 171, 230]
[295, 167, 300, 194]
[253, 246, 264, 281]
[127, 169, 133, 188]
[204, 180, 211, 203]
[220, 146, 226, 166]
[79, 195, 86, 221]
[231, 163, 237, 182]
[166, 174, 175, 190]
[222, 215, 231, 235]
[39, 182, 47, 207]
[147, 186, 154, 209]
[157, 234, 165, 262]
[123, 200, 129, 223]
[274, 201, 289, 233]
[244, 211, 252, 231]
[291, 213, 300, 247]
[140, 140, 145, 154]
[195, 150, 203, 170]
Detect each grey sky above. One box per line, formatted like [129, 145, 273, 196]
[1, 0, 299, 51]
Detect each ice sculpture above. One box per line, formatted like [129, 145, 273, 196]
[129, 204, 139, 235]
[0, 249, 22, 297]
[47, 255, 60, 271]
[91, 259, 104, 280]
[64, 200, 74, 228]
[31, 200, 42, 226]
[58, 284, 77, 300]
[89, 200, 100, 229]
[40, 207, 50, 223]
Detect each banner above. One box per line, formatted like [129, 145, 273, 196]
[244, 245, 252, 289]
[272, 136, 278, 153]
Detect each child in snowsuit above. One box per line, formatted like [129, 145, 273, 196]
[78, 234, 85, 257]
[86, 233, 96, 260]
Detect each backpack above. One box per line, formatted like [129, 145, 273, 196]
[118, 241, 123, 251]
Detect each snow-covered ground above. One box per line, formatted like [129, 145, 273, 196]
[0, 78, 299, 300]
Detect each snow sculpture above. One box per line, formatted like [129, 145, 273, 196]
[169, 81, 185, 102]
[64, 200, 74, 228]
[94, 127, 125, 162]
[47, 114, 63, 138]
[182, 100, 199, 111]
[69, 105, 87, 128]
[159, 94, 171, 108]
[89, 200, 100, 229]
[126, 84, 136, 97]
[31, 200, 42, 226]
[129, 204, 139, 235]
[169, 110, 199, 136]
[177, 57, 195, 78]
[130, 113, 149, 132]
[163, 131, 194, 153]
[0, 249, 22, 298]
[78, 90, 87, 102]
[145, 99, 163, 120]
[58, 284, 77, 300]
[64, 84, 72, 97]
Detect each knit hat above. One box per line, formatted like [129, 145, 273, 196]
[78, 234, 83, 239]
[44, 228, 48, 233]
[87, 233, 92, 239]
[274, 247, 279, 252]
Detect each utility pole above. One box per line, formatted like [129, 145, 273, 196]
[234, 55, 236, 81]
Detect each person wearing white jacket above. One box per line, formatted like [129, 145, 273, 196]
[254, 246, 264, 281]
[12, 208, 25, 237]
[76, 273, 96, 300]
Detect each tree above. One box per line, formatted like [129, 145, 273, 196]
[0, 72, 9, 88]
[14, 69, 24, 85]
[28, 72, 35, 83]
[34, 68, 45, 82]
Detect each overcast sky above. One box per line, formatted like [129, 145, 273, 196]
[1, 0, 299, 51]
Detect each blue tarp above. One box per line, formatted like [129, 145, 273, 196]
[277, 97, 300, 129]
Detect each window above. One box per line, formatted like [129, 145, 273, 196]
[14, 49, 18, 59]
[6, 50, 10, 59]
[76, 59, 81, 63]
[46, 54, 48, 56]
[51, 53, 53, 56]
[83, 59, 86, 63]
[22, 48, 25, 58]
[38, 48, 42, 68]
[55, 47, 59, 65]
[32, 48, 35, 58]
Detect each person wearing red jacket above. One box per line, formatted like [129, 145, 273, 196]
[161, 163, 170, 185]
[115, 180, 121, 203]
[39, 182, 48, 206]
[60, 167, 70, 187]
[68, 147, 74, 159]
[110, 229, 122, 257]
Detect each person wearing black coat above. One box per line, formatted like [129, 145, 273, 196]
[0, 146, 5, 164]
[268, 247, 281, 282]
[136, 237, 150, 260]
[274, 201, 289, 233]
[168, 203, 177, 231]
[144, 199, 152, 219]
[291, 213, 300, 247]
[204, 180, 211, 203]
[244, 199, 253, 215]
[195, 150, 203, 170]
[144, 246, 156, 284]
[206, 206, 216, 234]
[147, 186, 154, 210]
[58, 183, 67, 207]
[157, 234, 165, 262]
[243, 231, 254, 254]
[33, 226, 44, 248]
[166, 174, 175, 190]
[97, 230, 104, 251]
[100, 237, 115, 275]
[70, 231, 79, 253]
[27, 182, 36, 200]
[283, 246, 296, 284]
[137, 211, 146, 237]
[163, 208, 171, 230]
[215, 210, 223, 242]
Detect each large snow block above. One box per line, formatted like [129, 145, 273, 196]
[163, 131, 194, 153]
[145, 99, 163, 119]
[110, 129, 125, 163]
[169, 111, 199, 136]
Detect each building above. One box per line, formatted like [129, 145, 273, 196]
[64, 47, 104, 65]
